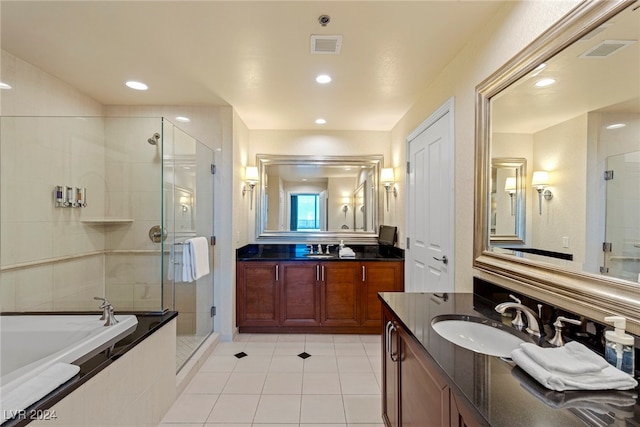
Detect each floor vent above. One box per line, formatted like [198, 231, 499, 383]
[310, 35, 342, 54]
[579, 40, 636, 58]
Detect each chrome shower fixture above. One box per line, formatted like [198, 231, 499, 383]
[147, 133, 160, 145]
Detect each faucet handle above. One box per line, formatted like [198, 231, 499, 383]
[548, 315, 581, 346]
[325, 244, 334, 254]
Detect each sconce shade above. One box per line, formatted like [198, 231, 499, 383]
[504, 177, 517, 192]
[245, 166, 259, 184]
[532, 171, 549, 188]
[381, 168, 395, 184]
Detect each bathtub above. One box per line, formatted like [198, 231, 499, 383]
[0, 314, 137, 419]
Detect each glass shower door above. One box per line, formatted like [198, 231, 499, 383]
[603, 150, 640, 282]
[162, 120, 214, 371]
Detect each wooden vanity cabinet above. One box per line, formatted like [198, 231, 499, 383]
[280, 262, 321, 327]
[237, 259, 404, 333]
[236, 261, 280, 327]
[361, 262, 404, 328]
[321, 261, 361, 327]
[382, 305, 485, 427]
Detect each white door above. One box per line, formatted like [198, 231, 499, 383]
[406, 98, 454, 292]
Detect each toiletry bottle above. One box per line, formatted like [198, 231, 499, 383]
[604, 316, 635, 376]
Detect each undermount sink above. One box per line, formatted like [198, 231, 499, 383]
[431, 314, 534, 358]
[304, 254, 336, 259]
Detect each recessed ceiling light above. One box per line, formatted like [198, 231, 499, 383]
[534, 78, 556, 88]
[315, 118, 327, 125]
[316, 74, 332, 84]
[0, 82, 11, 90]
[176, 116, 191, 123]
[606, 123, 626, 130]
[125, 80, 148, 90]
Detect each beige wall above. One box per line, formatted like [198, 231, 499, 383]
[532, 114, 588, 268]
[389, 0, 580, 292]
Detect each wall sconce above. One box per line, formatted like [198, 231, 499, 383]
[342, 204, 349, 219]
[381, 168, 397, 212]
[504, 177, 516, 216]
[532, 171, 553, 215]
[179, 196, 190, 212]
[242, 166, 259, 210]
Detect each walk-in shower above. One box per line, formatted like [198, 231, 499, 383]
[0, 116, 214, 372]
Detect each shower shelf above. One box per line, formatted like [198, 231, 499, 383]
[81, 218, 134, 225]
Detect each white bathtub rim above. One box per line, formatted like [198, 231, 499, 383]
[0, 314, 138, 396]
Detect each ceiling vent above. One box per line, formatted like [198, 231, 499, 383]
[310, 35, 342, 54]
[579, 40, 636, 59]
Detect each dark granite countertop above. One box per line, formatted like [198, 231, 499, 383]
[378, 292, 640, 427]
[2, 311, 178, 427]
[236, 243, 404, 261]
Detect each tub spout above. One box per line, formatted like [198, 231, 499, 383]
[94, 297, 119, 326]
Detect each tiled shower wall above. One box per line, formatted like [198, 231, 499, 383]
[0, 51, 165, 313]
[0, 116, 107, 311]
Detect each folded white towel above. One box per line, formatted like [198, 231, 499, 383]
[1, 363, 80, 422]
[513, 367, 637, 413]
[185, 236, 210, 281]
[182, 242, 193, 282]
[339, 247, 356, 258]
[520, 341, 610, 374]
[511, 342, 638, 391]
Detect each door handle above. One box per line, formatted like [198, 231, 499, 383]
[433, 255, 448, 265]
[275, 265, 279, 281]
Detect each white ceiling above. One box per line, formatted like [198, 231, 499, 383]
[492, 3, 640, 134]
[0, 1, 505, 131]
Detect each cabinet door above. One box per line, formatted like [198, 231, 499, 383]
[281, 262, 321, 326]
[398, 324, 449, 427]
[361, 261, 404, 328]
[382, 309, 400, 427]
[236, 261, 280, 327]
[320, 261, 360, 326]
[450, 390, 486, 427]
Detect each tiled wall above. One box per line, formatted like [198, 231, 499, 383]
[30, 319, 177, 427]
[0, 51, 166, 313]
[0, 116, 107, 311]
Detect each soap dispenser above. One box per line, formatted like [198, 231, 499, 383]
[604, 316, 635, 375]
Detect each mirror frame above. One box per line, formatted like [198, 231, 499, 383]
[255, 154, 383, 242]
[489, 157, 526, 244]
[474, 0, 640, 335]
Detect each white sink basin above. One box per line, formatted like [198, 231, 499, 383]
[431, 315, 533, 358]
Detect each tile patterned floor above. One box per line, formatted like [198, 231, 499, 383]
[160, 333, 384, 427]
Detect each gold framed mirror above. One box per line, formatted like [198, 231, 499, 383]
[474, 0, 640, 333]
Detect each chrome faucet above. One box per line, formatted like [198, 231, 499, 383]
[94, 297, 119, 326]
[495, 301, 544, 337]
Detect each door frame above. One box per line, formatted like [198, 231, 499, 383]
[405, 97, 455, 291]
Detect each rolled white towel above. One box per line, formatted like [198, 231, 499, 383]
[511, 342, 638, 392]
[1, 363, 80, 422]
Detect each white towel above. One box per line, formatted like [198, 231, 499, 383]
[520, 341, 610, 374]
[511, 342, 638, 391]
[184, 237, 210, 282]
[1, 363, 80, 422]
[339, 247, 356, 258]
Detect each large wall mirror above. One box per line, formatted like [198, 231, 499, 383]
[255, 154, 383, 240]
[474, 0, 640, 332]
